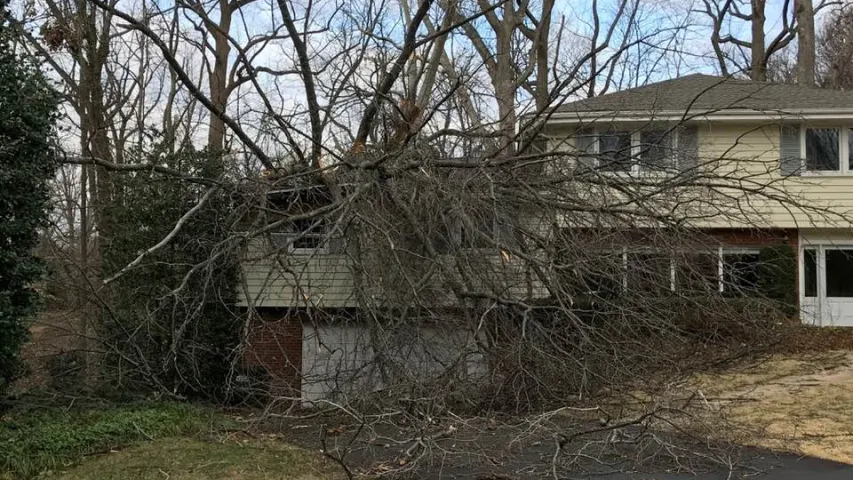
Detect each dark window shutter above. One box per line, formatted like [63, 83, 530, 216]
[325, 221, 346, 253]
[677, 125, 699, 172]
[779, 124, 803, 176]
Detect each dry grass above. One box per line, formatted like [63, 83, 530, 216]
[689, 351, 853, 464]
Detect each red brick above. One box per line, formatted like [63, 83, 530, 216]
[242, 310, 304, 398]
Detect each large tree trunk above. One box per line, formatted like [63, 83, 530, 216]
[207, 0, 232, 151]
[796, 0, 816, 87]
[533, 0, 554, 109]
[72, 0, 114, 386]
[494, 4, 517, 156]
[751, 0, 767, 81]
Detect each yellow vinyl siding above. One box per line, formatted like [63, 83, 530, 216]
[699, 123, 853, 229]
[546, 122, 853, 229]
[239, 237, 355, 308]
[239, 237, 549, 309]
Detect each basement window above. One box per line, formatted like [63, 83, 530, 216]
[581, 247, 768, 297]
[627, 252, 673, 296]
[675, 252, 719, 295]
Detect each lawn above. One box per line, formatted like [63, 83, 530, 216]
[44, 436, 338, 479]
[0, 402, 341, 479]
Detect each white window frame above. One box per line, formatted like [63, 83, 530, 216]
[579, 127, 679, 175]
[269, 222, 330, 255]
[718, 247, 761, 295]
[800, 126, 853, 175]
[594, 246, 761, 296]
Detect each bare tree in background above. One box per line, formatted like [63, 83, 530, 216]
[701, 0, 798, 80]
[699, 0, 833, 82]
[817, 5, 853, 89]
[796, 0, 816, 86]
[755, 4, 850, 87]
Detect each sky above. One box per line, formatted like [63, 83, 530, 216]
[11, 0, 839, 160]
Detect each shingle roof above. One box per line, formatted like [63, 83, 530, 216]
[556, 74, 853, 113]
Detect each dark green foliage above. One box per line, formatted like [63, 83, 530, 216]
[0, 20, 59, 392]
[101, 149, 239, 399]
[758, 244, 798, 315]
[0, 403, 214, 478]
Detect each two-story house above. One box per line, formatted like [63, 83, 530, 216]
[547, 73, 853, 328]
[239, 73, 853, 403]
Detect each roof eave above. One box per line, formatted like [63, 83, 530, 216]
[546, 108, 853, 125]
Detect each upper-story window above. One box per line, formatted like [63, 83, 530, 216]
[802, 127, 853, 173]
[269, 218, 329, 254]
[597, 130, 633, 172]
[639, 129, 675, 170]
[578, 127, 678, 174]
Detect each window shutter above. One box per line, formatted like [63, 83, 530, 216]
[779, 124, 802, 176]
[677, 125, 699, 172]
[575, 129, 596, 170]
[494, 215, 519, 248]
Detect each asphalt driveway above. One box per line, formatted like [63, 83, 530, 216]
[590, 453, 853, 480]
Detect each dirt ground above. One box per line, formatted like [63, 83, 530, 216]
[14, 309, 85, 392]
[691, 350, 853, 464]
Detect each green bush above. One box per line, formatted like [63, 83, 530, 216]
[0, 403, 214, 478]
[0, 17, 59, 392]
[757, 244, 798, 316]
[101, 149, 239, 399]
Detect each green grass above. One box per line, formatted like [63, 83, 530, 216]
[42, 436, 340, 479]
[0, 403, 217, 478]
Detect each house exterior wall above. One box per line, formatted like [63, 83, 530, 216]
[301, 321, 486, 405]
[242, 310, 304, 398]
[546, 121, 853, 230]
[699, 122, 853, 229]
[238, 235, 549, 309]
[239, 237, 356, 308]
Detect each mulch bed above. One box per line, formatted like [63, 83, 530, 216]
[776, 325, 853, 353]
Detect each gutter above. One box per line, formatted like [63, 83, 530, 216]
[544, 108, 853, 125]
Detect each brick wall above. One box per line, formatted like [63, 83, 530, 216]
[708, 228, 798, 250]
[243, 309, 304, 398]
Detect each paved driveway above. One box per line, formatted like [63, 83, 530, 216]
[590, 454, 853, 480]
